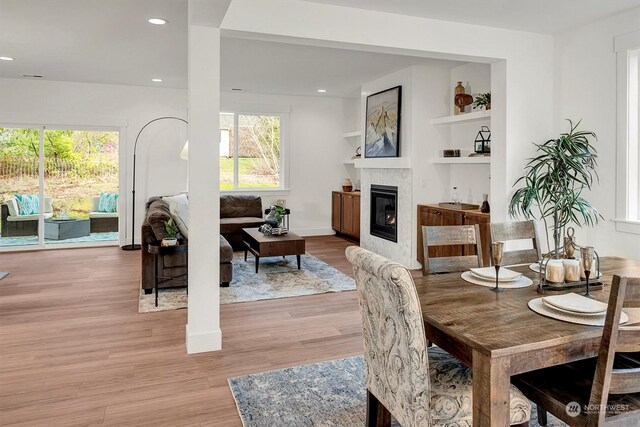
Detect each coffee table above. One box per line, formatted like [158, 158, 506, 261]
[242, 228, 305, 273]
[44, 218, 90, 240]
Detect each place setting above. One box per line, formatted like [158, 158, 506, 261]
[528, 292, 630, 327]
[460, 241, 534, 290]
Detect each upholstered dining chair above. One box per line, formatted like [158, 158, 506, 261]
[490, 220, 542, 266]
[345, 246, 532, 427]
[513, 274, 640, 426]
[421, 224, 483, 275]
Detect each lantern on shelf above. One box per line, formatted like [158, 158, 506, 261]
[474, 126, 491, 154]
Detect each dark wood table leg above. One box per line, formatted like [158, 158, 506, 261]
[366, 389, 391, 427]
[472, 349, 511, 427]
[244, 248, 247, 261]
[255, 255, 259, 273]
[297, 254, 301, 270]
[154, 253, 159, 307]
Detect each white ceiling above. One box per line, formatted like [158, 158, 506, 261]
[221, 38, 462, 97]
[0, 0, 637, 96]
[302, 0, 640, 34]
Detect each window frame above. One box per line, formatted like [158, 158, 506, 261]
[219, 103, 290, 194]
[615, 30, 640, 235]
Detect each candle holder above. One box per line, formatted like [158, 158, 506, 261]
[537, 234, 601, 293]
[491, 241, 504, 293]
[581, 246, 595, 298]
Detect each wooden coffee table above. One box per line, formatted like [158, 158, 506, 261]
[242, 228, 305, 273]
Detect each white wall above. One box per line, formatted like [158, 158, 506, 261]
[0, 78, 356, 242]
[448, 63, 492, 206]
[0, 77, 188, 245]
[554, 8, 640, 260]
[221, 91, 355, 236]
[222, 0, 555, 230]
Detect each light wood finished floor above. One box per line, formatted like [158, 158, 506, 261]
[0, 236, 363, 426]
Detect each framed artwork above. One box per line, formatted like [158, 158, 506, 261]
[364, 85, 401, 158]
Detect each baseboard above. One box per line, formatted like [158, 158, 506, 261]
[185, 324, 222, 354]
[289, 227, 335, 237]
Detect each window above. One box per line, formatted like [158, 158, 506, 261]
[219, 110, 286, 191]
[615, 31, 640, 234]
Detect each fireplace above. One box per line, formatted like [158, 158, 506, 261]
[370, 185, 398, 242]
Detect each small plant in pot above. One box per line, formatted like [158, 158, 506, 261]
[473, 92, 491, 110]
[162, 219, 180, 247]
[508, 120, 603, 258]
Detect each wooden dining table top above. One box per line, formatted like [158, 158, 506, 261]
[413, 256, 640, 361]
[412, 256, 640, 426]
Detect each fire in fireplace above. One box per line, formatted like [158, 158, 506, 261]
[370, 185, 398, 242]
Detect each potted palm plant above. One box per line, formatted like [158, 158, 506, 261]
[508, 120, 602, 258]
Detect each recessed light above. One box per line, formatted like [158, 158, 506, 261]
[317, 89, 327, 93]
[151, 78, 163, 82]
[148, 18, 167, 25]
[0, 56, 15, 61]
[22, 74, 43, 79]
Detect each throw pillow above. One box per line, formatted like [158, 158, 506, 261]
[98, 192, 118, 213]
[15, 194, 39, 215]
[162, 194, 189, 238]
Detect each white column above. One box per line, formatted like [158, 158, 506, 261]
[186, 19, 222, 353]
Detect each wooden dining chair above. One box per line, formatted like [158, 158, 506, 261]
[421, 224, 483, 275]
[345, 246, 532, 427]
[490, 220, 542, 266]
[513, 275, 640, 426]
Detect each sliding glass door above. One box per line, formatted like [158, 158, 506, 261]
[0, 125, 120, 249]
[0, 127, 41, 247]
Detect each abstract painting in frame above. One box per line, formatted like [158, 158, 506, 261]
[364, 85, 401, 158]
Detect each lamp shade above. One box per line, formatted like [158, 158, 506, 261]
[180, 141, 189, 160]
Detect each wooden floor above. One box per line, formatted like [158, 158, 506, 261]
[0, 236, 363, 426]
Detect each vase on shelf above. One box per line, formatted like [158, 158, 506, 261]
[480, 194, 490, 213]
[454, 81, 466, 115]
[342, 178, 353, 192]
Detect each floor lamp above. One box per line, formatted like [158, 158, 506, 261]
[121, 116, 188, 251]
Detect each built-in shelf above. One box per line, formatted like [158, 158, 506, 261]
[343, 131, 361, 138]
[431, 156, 491, 164]
[430, 110, 491, 125]
[354, 157, 411, 169]
[343, 158, 356, 165]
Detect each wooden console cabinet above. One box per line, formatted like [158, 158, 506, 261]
[332, 191, 361, 241]
[417, 204, 490, 267]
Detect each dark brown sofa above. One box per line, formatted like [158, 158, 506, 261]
[220, 195, 265, 250]
[141, 197, 233, 293]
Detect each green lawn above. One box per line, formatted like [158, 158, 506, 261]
[219, 157, 279, 190]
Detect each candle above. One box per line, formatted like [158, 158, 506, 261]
[546, 260, 565, 283]
[563, 259, 580, 282]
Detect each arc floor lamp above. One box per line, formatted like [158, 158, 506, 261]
[121, 116, 188, 251]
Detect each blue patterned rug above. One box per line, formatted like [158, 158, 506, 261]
[228, 356, 567, 427]
[138, 252, 355, 312]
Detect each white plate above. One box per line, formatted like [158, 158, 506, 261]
[542, 293, 608, 314]
[470, 267, 522, 282]
[461, 271, 533, 289]
[541, 299, 604, 317]
[469, 270, 520, 282]
[529, 298, 628, 327]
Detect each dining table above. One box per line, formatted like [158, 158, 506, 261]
[413, 256, 640, 427]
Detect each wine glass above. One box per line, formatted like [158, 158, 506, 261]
[581, 246, 595, 298]
[491, 242, 504, 293]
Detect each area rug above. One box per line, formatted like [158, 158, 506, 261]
[138, 252, 355, 313]
[228, 356, 567, 427]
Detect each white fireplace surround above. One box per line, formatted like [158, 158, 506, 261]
[360, 168, 414, 267]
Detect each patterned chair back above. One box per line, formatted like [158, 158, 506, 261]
[346, 246, 431, 427]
